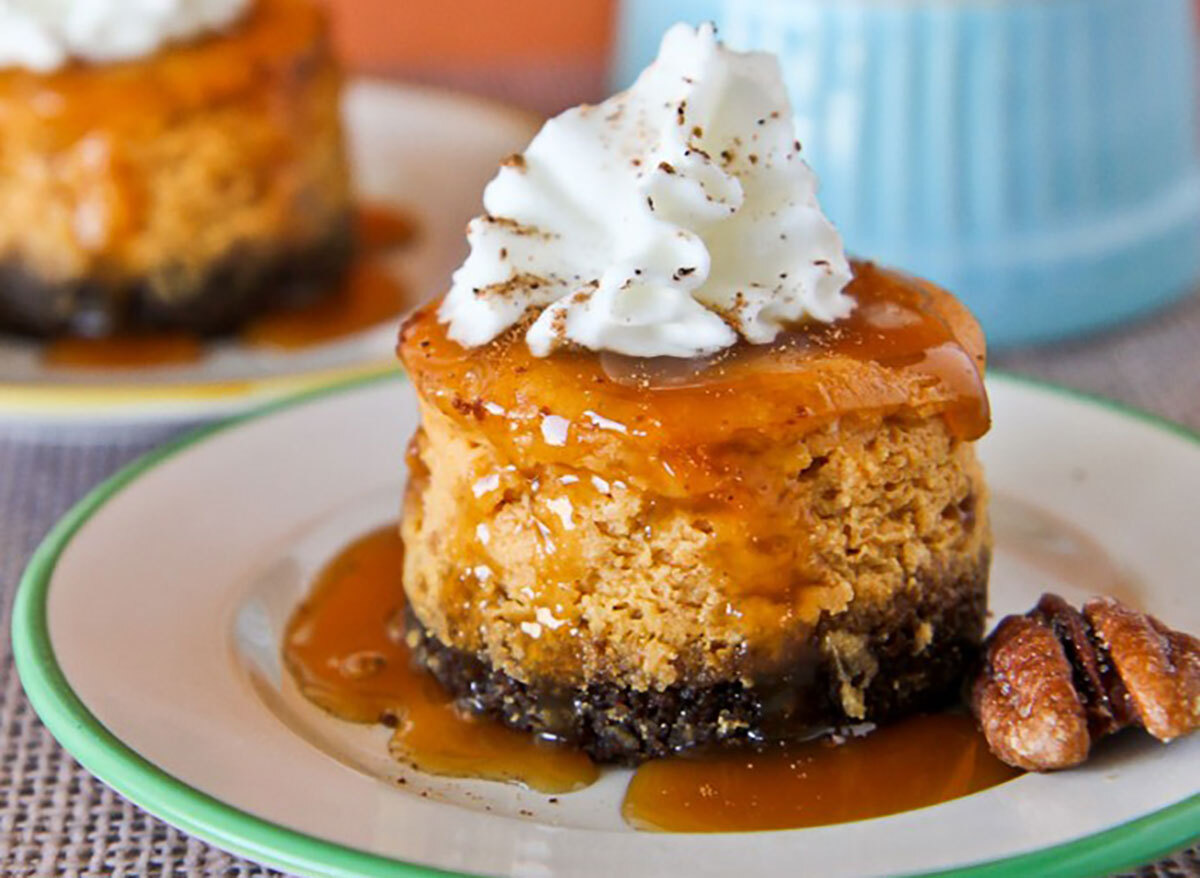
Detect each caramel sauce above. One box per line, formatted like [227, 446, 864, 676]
[399, 261, 989, 498]
[243, 202, 415, 348]
[283, 526, 599, 794]
[286, 526, 1019, 828]
[356, 203, 418, 253]
[240, 259, 410, 349]
[42, 332, 205, 369]
[41, 205, 416, 368]
[623, 714, 1020, 832]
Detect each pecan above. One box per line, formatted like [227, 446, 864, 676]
[1084, 597, 1200, 741]
[971, 593, 1199, 771]
[971, 614, 1090, 770]
[1032, 593, 1135, 739]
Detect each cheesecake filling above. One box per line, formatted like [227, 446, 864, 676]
[440, 23, 853, 359]
[0, 0, 252, 71]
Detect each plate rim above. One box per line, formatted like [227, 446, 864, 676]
[12, 370, 1200, 878]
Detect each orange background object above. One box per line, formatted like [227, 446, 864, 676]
[315, 0, 617, 112]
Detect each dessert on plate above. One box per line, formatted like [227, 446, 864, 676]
[398, 24, 991, 762]
[0, 0, 352, 336]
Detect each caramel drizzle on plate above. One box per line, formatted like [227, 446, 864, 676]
[285, 525, 1019, 826]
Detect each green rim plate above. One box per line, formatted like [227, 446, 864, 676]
[11, 370, 1200, 878]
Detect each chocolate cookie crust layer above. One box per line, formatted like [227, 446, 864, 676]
[0, 215, 353, 337]
[405, 551, 989, 764]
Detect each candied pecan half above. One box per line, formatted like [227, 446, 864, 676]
[971, 593, 1199, 771]
[971, 614, 1090, 771]
[1032, 594, 1135, 739]
[1084, 597, 1200, 742]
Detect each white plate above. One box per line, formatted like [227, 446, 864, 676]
[0, 81, 538, 428]
[13, 373, 1200, 877]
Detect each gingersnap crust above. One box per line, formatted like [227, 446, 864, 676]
[405, 550, 989, 764]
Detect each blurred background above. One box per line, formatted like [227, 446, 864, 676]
[319, 0, 1200, 353]
[318, 0, 616, 112]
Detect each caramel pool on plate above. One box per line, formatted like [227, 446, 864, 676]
[283, 526, 598, 795]
[622, 713, 1019, 832]
[285, 526, 1020, 828]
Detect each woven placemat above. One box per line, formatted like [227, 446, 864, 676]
[0, 429, 277, 877]
[2, 295, 1198, 877]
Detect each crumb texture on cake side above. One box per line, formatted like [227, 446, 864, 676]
[402, 399, 990, 699]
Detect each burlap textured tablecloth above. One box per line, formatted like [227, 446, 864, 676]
[1, 295, 1198, 877]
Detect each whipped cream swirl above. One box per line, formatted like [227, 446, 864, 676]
[0, 0, 252, 72]
[440, 23, 853, 359]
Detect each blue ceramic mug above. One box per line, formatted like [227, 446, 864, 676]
[613, 0, 1200, 348]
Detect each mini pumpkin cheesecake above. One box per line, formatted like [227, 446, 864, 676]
[397, 24, 991, 762]
[0, 0, 351, 336]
